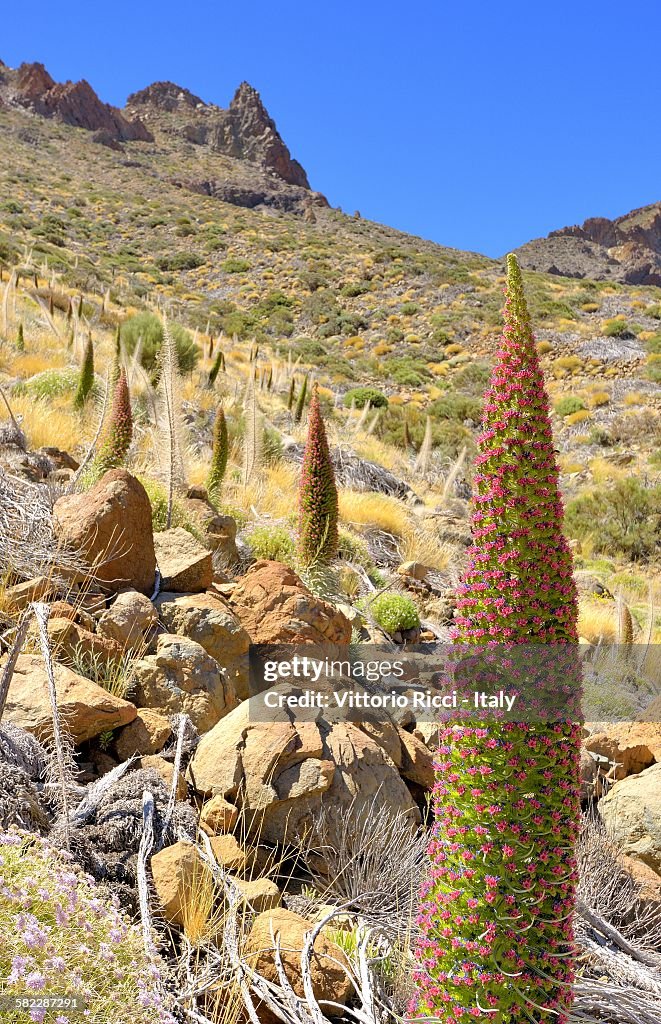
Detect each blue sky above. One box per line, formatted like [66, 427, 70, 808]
[2, 1, 660, 257]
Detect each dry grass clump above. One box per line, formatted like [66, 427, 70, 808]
[579, 600, 618, 644]
[338, 489, 410, 537]
[5, 393, 86, 451]
[12, 350, 69, 376]
[399, 524, 453, 570]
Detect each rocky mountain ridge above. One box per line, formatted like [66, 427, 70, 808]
[126, 79, 312, 190]
[515, 201, 661, 286]
[0, 60, 153, 143]
[0, 59, 321, 203]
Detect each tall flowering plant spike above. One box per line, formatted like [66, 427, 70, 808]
[94, 368, 133, 475]
[207, 404, 229, 502]
[73, 334, 94, 410]
[412, 253, 582, 1024]
[454, 252, 578, 646]
[297, 385, 339, 567]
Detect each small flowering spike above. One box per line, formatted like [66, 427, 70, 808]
[412, 254, 582, 1024]
[294, 373, 308, 423]
[287, 376, 296, 411]
[93, 369, 133, 474]
[206, 405, 229, 502]
[208, 348, 224, 387]
[73, 335, 95, 410]
[297, 385, 338, 567]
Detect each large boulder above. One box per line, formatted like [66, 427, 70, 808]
[599, 762, 661, 873]
[187, 694, 420, 845]
[53, 470, 156, 595]
[131, 633, 236, 733]
[181, 495, 238, 564]
[150, 840, 210, 928]
[230, 561, 351, 644]
[209, 834, 256, 875]
[200, 794, 239, 835]
[232, 877, 281, 912]
[153, 528, 213, 593]
[114, 708, 172, 760]
[244, 908, 352, 1016]
[2, 653, 136, 744]
[47, 617, 124, 668]
[585, 723, 661, 781]
[398, 728, 435, 789]
[97, 589, 158, 649]
[155, 592, 250, 702]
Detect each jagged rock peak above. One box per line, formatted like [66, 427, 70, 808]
[224, 80, 310, 189]
[127, 80, 207, 112]
[127, 77, 311, 189]
[0, 61, 153, 143]
[230, 80, 264, 109]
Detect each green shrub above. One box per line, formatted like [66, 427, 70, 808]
[0, 829, 175, 1024]
[429, 393, 482, 422]
[451, 360, 491, 394]
[553, 395, 586, 417]
[340, 281, 371, 297]
[382, 356, 430, 387]
[645, 360, 661, 383]
[245, 525, 295, 563]
[603, 319, 630, 337]
[156, 252, 203, 271]
[13, 368, 81, 400]
[564, 478, 661, 560]
[361, 592, 420, 633]
[293, 337, 328, 359]
[343, 387, 388, 410]
[121, 312, 200, 373]
[221, 257, 251, 273]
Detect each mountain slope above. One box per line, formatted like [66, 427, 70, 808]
[0, 59, 658, 566]
[515, 201, 661, 285]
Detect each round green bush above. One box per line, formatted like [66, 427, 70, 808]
[13, 368, 82, 400]
[245, 525, 295, 563]
[603, 319, 630, 337]
[361, 592, 420, 634]
[221, 257, 251, 274]
[121, 312, 200, 373]
[564, 478, 660, 561]
[343, 387, 388, 410]
[0, 829, 175, 1023]
[429, 393, 483, 422]
[156, 252, 203, 271]
[553, 395, 586, 417]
